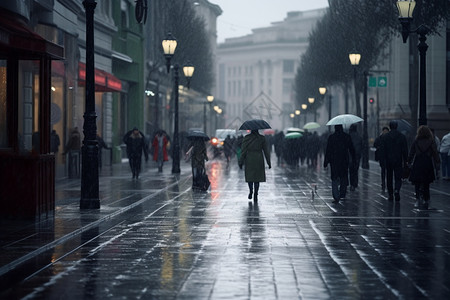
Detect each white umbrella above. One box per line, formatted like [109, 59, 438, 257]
[326, 114, 363, 126]
[285, 127, 304, 133]
[303, 122, 320, 130]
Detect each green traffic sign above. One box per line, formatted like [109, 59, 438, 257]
[378, 76, 387, 87]
[368, 77, 377, 87]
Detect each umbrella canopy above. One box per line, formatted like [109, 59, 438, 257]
[263, 129, 275, 135]
[326, 114, 363, 126]
[303, 122, 320, 130]
[286, 127, 304, 133]
[186, 130, 209, 141]
[285, 132, 302, 139]
[394, 119, 413, 136]
[239, 119, 271, 130]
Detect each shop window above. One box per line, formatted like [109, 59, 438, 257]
[17, 60, 40, 153]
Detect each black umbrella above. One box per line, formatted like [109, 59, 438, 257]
[186, 130, 209, 141]
[394, 119, 412, 136]
[239, 119, 271, 130]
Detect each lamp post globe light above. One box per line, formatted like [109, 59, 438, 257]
[207, 95, 214, 135]
[161, 33, 194, 174]
[348, 51, 369, 169]
[319, 87, 332, 133]
[396, 0, 429, 126]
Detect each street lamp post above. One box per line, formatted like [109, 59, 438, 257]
[319, 87, 331, 132]
[308, 97, 315, 121]
[80, 0, 100, 209]
[290, 113, 295, 127]
[295, 109, 301, 127]
[349, 51, 369, 169]
[162, 33, 194, 174]
[206, 95, 214, 135]
[397, 0, 429, 126]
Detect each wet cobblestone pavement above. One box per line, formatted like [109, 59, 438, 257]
[1, 155, 450, 299]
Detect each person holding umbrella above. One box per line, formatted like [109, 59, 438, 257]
[238, 120, 272, 202]
[324, 124, 356, 203]
[123, 127, 148, 179]
[186, 131, 210, 190]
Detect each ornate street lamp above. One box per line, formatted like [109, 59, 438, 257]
[183, 61, 195, 89]
[308, 97, 315, 104]
[349, 51, 369, 169]
[396, 0, 429, 126]
[161, 33, 194, 173]
[290, 113, 295, 127]
[80, 0, 100, 209]
[162, 32, 177, 73]
[319, 87, 332, 133]
[204, 95, 214, 134]
[301, 104, 307, 110]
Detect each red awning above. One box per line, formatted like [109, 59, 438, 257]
[78, 62, 122, 92]
[0, 12, 64, 59]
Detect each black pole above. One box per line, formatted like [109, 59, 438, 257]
[80, 0, 100, 209]
[417, 25, 429, 126]
[362, 72, 369, 169]
[171, 65, 180, 174]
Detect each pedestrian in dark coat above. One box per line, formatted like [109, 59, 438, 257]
[190, 139, 209, 190]
[273, 131, 284, 166]
[373, 127, 390, 192]
[408, 125, 440, 209]
[382, 120, 408, 201]
[238, 130, 271, 202]
[50, 130, 60, 154]
[123, 127, 148, 179]
[348, 124, 363, 190]
[324, 125, 355, 203]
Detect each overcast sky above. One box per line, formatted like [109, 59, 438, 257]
[211, 0, 329, 43]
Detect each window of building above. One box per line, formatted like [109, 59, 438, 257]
[283, 60, 295, 73]
[283, 78, 294, 95]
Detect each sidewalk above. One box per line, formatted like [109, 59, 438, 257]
[0, 160, 193, 278]
[1, 156, 450, 298]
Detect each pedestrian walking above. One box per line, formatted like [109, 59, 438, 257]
[348, 124, 363, 191]
[152, 130, 169, 172]
[64, 127, 81, 178]
[407, 125, 440, 209]
[97, 134, 111, 169]
[123, 127, 148, 179]
[238, 130, 271, 202]
[373, 127, 390, 192]
[382, 120, 408, 202]
[223, 135, 233, 164]
[439, 131, 450, 180]
[50, 130, 60, 154]
[64, 127, 81, 154]
[189, 139, 209, 190]
[273, 131, 284, 166]
[324, 124, 355, 203]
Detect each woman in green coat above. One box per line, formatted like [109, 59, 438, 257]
[238, 130, 271, 202]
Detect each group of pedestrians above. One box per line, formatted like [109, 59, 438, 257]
[119, 121, 447, 210]
[372, 121, 444, 209]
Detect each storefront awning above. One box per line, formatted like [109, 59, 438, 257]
[0, 12, 64, 59]
[78, 62, 122, 92]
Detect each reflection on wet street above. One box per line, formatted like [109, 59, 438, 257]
[1, 157, 450, 299]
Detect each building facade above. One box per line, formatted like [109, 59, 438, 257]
[216, 9, 326, 131]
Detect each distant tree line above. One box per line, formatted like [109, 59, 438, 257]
[294, 0, 449, 124]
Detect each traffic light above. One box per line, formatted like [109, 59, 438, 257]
[369, 97, 375, 104]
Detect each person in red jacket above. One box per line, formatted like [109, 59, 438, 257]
[152, 130, 169, 172]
